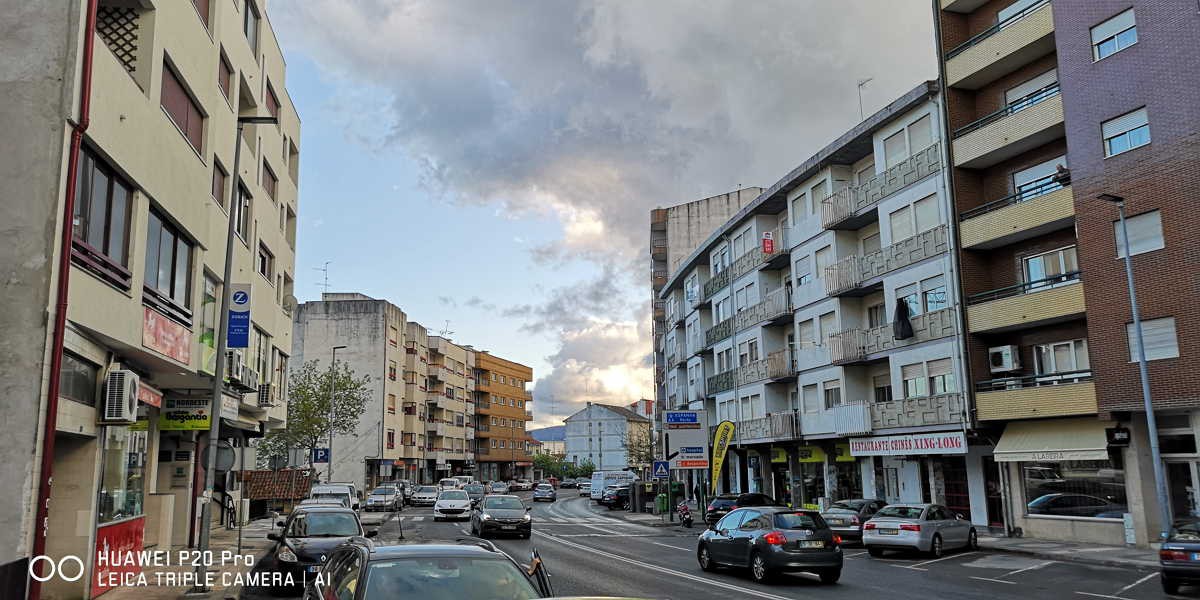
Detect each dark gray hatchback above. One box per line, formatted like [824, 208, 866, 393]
[697, 507, 842, 584]
[1161, 519, 1200, 594]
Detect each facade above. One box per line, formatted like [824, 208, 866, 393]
[564, 403, 653, 472]
[535, 440, 566, 456]
[426, 336, 475, 478]
[656, 81, 993, 525]
[9, 1, 301, 597]
[937, 0, 1200, 546]
[473, 352, 535, 481]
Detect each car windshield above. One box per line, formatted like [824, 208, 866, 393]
[465, 485, 485, 493]
[875, 506, 925, 519]
[286, 512, 360, 537]
[1171, 520, 1200, 541]
[828, 500, 866, 511]
[364, 557, 540, 600]
[418, 486, 438, 494]
[440, 491, 469, 500]
[440, 480, 458, 487]
[491, 483, 507, 489]
[536, 485, 553, 491]
[311, 494, 349, 506]
[774, 512, 825, 529]
[372, 487, 395, 495]
[484, 497, 525, 510]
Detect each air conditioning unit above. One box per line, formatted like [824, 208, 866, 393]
[225, 350, 245, 383]
[989, 345, 1021, 373]
[257, 383, 274, 408]
[102, 370, 139, 424]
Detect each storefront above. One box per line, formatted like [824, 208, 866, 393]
[93, 424, 150, 597]
[850, 430, 988, 524]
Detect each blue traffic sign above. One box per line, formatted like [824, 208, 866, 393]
[312, 448, 330, 464]
[652, 460, 670, 479]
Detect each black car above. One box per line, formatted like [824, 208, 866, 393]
[820, 498, 886, 541]
[470, 494, 533, 539]
[463, 483, 487, 506]
[1161, 519, 1200, 594]
[698, 507, 842, 584]
[600, 486, 630, 510]
[559, 478, 577, 489]
[258, 506, 377, 593]
[303, 538, 553, 599]
[704, 493, 782, 525]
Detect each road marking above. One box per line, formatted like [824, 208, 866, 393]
[1000, 559, 1054, 578]
[533, 532, 797, 600]
[1116, 572, 1157, 594]
[649, 541, 691, 551]
[970, 576, 1017, 585]
[1074, 593, 1131, 600]
[910, 551, 978, 568]
[891, 564, 928, 572]
[843, 551, 868, 558]
[554, 533, 660, 538]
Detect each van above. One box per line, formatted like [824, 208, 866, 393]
[309, 484, 359, 511]
[590, 471, 635, 501]
[453, 475, 474, 486]
[438, 478, 461, 490]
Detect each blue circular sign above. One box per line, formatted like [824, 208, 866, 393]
[232, 291, 249, 305]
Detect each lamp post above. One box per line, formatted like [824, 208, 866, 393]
[327, 345, 347, 482]
[193, 115, 277, 592]
[1097, 192, 1172, 541]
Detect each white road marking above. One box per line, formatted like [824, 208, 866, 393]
[892, 564, 928, 572]
[970, 576, 1017, 585]
[555, 533, 660, 538]
[534, 531, 797, 600]
[843, 551, 868, 558]
[910, 551, 978, 568]
[648, 541, 692, 551]
[1116, 572, 1157, 594]
[1074, 593, 1130, 600]
[999, 560, 1055, 578]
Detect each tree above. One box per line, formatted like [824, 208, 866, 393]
[622, 424, 655, 468]
[532, 453, 566, 478]
[255, 359, 372, 470]
[569, 458, 595, 479]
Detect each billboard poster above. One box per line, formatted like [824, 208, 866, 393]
[158, 397, 211, 431]
[227, 284, 251, 348]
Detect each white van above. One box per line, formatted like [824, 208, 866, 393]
[453, 475, 474, 486]
[590, 471, 635, 501]
[438, 478, 461, 490]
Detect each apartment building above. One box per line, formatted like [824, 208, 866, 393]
[426, 336, 475, 478]
[937, 0, 1200, 546]
[402, 321, 432, 483]
[1, 1, 301, 596]
[473, 352, 535, 481]
[657, 81, 994, 525]
[564, 403, 653, 472]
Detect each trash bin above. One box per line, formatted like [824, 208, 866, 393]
[655, 493, 669, 514]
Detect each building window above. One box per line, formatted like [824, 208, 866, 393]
[387, 394, 396, 414]
[74, 147, 132, 271]
[198, 275, 219, 374]
[872, 374, 892, 404]
[160, 61, 204, 152]
[388, 361, 397, 381]
[242, 0, 259, 52]
[217, 52, 233, 101]
[386, 429, 395, 450]
[1102, 108, 1150, 157]
[212, 160, 227, 208]
[144, 210, 193, 309]
[234, 184, 251, 241]
[883, 129, 906, 169]
[914, 195, 938, 233]
[867, 303, 887, 328]
[1023, 459, 1125, 519]
[1012, 155, 1067, 201]
[499, 440, 506, 449]
[1034, 339, 1090, 375]
[901, 363, 927, 398]
[192, 0, 211, 27]
[98, 426, 148, 524]
[794, 256, 812, 286]
[1127, 317, 1179, 362]
[921, 276, 948, 312]
[1091, 9, 1137, 61]
[60, 352, 99, 406]
[822, 380, 842, 409]
[491, 416, 498, 426]
[257, 243, 274, 280]
[927, 358, 956, 395]
[402, 432, 415, 446]
[1114, 210, 1164, 258]
[1024, 246, 1078, 287]
[252, 326, 269, 384]
[266, 82, 280, 120]
[262, 162, 277, 201]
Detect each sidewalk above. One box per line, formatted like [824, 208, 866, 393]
[979, 534, 1161, 569]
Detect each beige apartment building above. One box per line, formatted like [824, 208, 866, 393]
[0, 1, 301, 597]
[427, 336, 476, 478]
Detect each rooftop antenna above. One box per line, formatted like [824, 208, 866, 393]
[439, 320, 454, 338]
[314, 261, 331, 296]
[857, 78, 874, 122]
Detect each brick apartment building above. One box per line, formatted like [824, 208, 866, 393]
[473, 352, 535, 482]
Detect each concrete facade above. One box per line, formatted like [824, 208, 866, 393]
[473, 352, 534, 482]
[564, 403, 652, 472]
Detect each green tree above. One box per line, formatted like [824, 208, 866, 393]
[570, 458, 595, 479]
[622, 424, 655, 468]
[532, 453, 565, 478]
[255, 359, 372, 470]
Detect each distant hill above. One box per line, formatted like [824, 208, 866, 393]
[529, 426, 565, 442]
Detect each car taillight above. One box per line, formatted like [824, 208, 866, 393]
[707, 504, 717, 511]
[730, 504, 738, 509]
[863, 523, 876, 530]
[899, 524, 921, 532]
[832, 535, 842, 545]
[763, 531, 786, 545]
[1161, 549, 1188, 561]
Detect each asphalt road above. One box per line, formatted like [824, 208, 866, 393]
[246, 492, 1178, 599]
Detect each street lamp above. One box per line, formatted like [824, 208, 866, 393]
[328, 345, 347, 482]
[194, 115, 278, 592]
[1097, 192, 1172, 541]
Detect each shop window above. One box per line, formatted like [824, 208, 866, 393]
[1022, 459, 1126, 519]
[98, 426, 148, 523]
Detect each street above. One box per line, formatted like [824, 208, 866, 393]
[243, 492, 1174, 600]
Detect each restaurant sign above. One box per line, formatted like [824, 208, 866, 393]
[849, 431, 967, 457]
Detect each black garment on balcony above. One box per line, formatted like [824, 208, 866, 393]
[893, 298, 914, 340]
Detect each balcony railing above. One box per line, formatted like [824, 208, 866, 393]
[525, 410, 534, 420]
[705, 369, 737, 396]
[959, 173, 1068, 220]
[734, 287, 792, 332]
[737, 350, 794, 386]
[703, 268, 731, 301]
[651, 208, 668, 230]
[871, 392, 966, 429]
[954, 82, 1060, 138]
[945, 0, 1050, 59]
[824, 224, 949, 296]
[652, 270, 668, 287]
[730, 413, 798, 443]
[821, 142, 942, 229]
[651, 239, 668, 258]
[967, 271, 1080, 304]
[705, 318, 734, 347]
[831, 402, 872, 436]
[828, 307, 958, 365]
[975, 369, 1093, 392]
[727, 227, 790, 280]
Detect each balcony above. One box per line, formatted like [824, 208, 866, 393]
[821, 143, 942, 230]
[706, 369, 736, 396]
[959, 178, 1073, 249]
[832, 402, 872, 436]
[940, 0, 989, 12]
[829, 307, 958, 365]
[794, 342, 830, 372]
[726, 228, 790, 281]
[665, 337, 686, 367]
[703, 268, 731, 301]
[953, 86, 1064, 169]
[525, 410, 533, 420]
[730, 413, 798, 444]
[652, 270, 668, 288]
[824, 225, 949, 297]
[945, 0, 1055, 90]
[871, 393, 966, 430]
[975, 370, 1096, 421]
[427, 421, 448, 436]
[737, 350, 795, 386]
[705, 318, 733, 347]
[651, 208, 668, 231]
[651, 239, 668, 260]
[734, 287, 792, 332]
[967, 272, 1084, 333]
[653, 300, 665, 320]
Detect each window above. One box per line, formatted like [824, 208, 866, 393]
[717, 348, 732, 373]
[856, 163, 875, 185]
[1013, 155, 1066, 201]
[901, 363, 927, 398]
[265, 83, 280, 120]
[733, 233, 745, 258]
[1127, 317, 1179, 361]
[252, 326, 269, 384]
[1115, 210, 1164, 258]
[907, 115, 933, 154]
[388, 361, 397, 381]
[790, 194, 807, 225]
[198, 275, 219, 374]
[814, 246, 833, 278]
[884, 130, 907, 169]
[402, 432, 415, 446]
[60, 352, 98, 406]
[823, 380, 842, 409]
[387, 394, 396, 414]
[217, 53, 233, 101]
[242, 0, 259, 52]
[233, 184, 251, 241]
[794, 256, 812, 286]
[1005, 69, 1058, 109]
[998, 0, 1042, 23]
[818, 312, 836, 343]
[798, 319, 815, 347]
[192, 0, 210, 28]
[388, 326, 398, 346]
[921, 276, 948, 312]
[872, 374, 893, 404]
[262, 162, 277, 201]
[1023, 459, 1125, 519]
[272, 348, 289, 401]
[913, 195, 938, 233]
[897, 283, 920, 317]
[889, 205, 913, 242]
[1035, 339, 1090, 375]
[256, 243, 274, 281]
[1102, 108, 1150, 157]
[98, 427, 148, 524]
[74, 147, 132, 268]
[160, 61, 204, 152]
[810, 180, 828, 208]
[144, 211, 193, 308]
[927, 358, 955, 395]
[491, 439, 498, 448]
[1091, 9, 1137, 61]
[212, 160, 227, 208]
[862, 233, 881, 254]
[1024, 246, 1078, 286]
[499, 440, 506, 449]
[867, 303, 887, 328]
[802, 384, 819, 413]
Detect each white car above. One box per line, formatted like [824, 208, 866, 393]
[410, 485, 440, 507]
[433, 489, 472, 521]
[439, 478, 461, 491]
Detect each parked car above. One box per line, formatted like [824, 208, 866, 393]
[303, 539, 552, 599]
[470, 494, 533, 539]
[1160, 518, 1200, 594]
[410, 486, 440, 507]
[383, 479, 413, 505]
[559, 478, 577, 489]
[259, 505, 376, 594]
[309, 485, 358, 511]
[434, 489, 473, 521]
[577, 482, 592, 497]
[314, 482, 361, 509]
[490, 481, 511, 494]
[1026, 493, 1126, 518]
[820, 499, 886, 542]
[704, 493, 782, 526]
[863, 503, 978, 558]
[463, 483, 487, 506]
[532, 484, 557, 502]
[511, 479, 533, 491]
[439, 478, 462, 491]
[600, 486, 630, 510]
[697, 507, 842, 584]
[296, 498, 344, 508]
[365, 485, 402, 512]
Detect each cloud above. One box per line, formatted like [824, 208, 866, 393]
[437, 296, 457, 308]
[464, 296, 497, 312]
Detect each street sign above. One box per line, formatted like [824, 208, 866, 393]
[312, 448, 330, 464]
[652, 461, 670, 480]
[665, 410, 710, 469]
[227, 284, 251, 348]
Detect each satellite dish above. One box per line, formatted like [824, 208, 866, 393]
[283, 295, 299, 314]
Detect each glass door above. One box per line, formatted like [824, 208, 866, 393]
[1167, 461, 1200, 519]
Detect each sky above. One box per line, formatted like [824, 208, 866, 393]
[269, 0, 937, 429]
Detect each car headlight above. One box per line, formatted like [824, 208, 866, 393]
[482, 514, 492, 521]
[522, 514, 532, 521]
[277, 547, 298, 563]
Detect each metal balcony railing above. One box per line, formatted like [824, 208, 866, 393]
[975, 369, 1093, 392]
[967, 271, 1081, 305]
[959, 173, 1069, 220]
[945, 0, 1050, 59]
[704, 318, 734, 347]
[954, 82, 1061, 138]
[702, 268, 730, 301]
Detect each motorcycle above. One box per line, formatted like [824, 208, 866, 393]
[677, 500, 693, 528]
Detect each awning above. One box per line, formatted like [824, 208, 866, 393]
[993, 418, 1111, 462]
[220, 418, 263, 439]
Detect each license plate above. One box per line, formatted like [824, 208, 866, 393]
[502, 525, 517, 530]
[879, 529, 899, 535]
[828, 519, 844, 525]
[797, 540, 825, 548]
[306, 565, 319, 573]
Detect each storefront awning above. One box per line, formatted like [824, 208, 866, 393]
[220, 418, 263, 439]
[993, 418, 1110, 462]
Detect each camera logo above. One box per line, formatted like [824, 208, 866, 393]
[29, 555, 85, 582]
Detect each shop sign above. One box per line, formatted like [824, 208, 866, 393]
[220, 394, 239, 420]
[834, 443, 856, 462]
[849, 432, 967, 457]
[770, 447, 787, 463]
[142, 307, 191, 364]
[1106, 426, 1131, 447]
[92, 517, 144, 598]
[158, 397, 211, 431]
[795, 445, 826, 463]
[227, 284, 251, 348]
[137, 382, 162, 408]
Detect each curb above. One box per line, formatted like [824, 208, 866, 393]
[980, 539, 1160, 570]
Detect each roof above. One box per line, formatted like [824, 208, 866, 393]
[581, 403, 652, 423]
[367, 542, 515, 561]
[239, 469, 318, 500]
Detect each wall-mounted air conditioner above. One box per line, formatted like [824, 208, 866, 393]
[989, 345, 1021, 373]
[257, 383, 274, 408]
[240, 366, 261, 392]
[101, 370, 139, 424]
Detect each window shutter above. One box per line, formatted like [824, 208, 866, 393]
[1115, 210, 1164, 258]
[884, 130, 907, 168]
[1128, 317, 1179, 361]
[1102, 108, 1148, 138]
[908, 115, 933, 153]
[889, 206, 914, 242]
[914, 195, 939, 233]
[901, 363, 924, 380]
[1091, 9, 1136, 44]
[927, 358, 952, 377]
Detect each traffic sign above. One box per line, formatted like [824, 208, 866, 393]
[665, 410, 710, 469]
[652, 461, 670, 480]
[312, 448, 330, 464]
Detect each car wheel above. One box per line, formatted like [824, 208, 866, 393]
[698, 545, 717, 572]
[818, 568, 841, 584]
[929, 534, 944, 558]
[967, 528, 979, 551]
[1162, 575, 1181, 595]
[749, 551, 774, 584]
[867, 547, 885, 558]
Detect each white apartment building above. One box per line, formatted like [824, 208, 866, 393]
[658, 82, 990, 525]
[564, 403, 652, 472]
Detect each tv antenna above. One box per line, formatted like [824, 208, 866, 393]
[439, 320, 454, 338]
[314, 261, 331, 294]
[857, 77, 874, 121]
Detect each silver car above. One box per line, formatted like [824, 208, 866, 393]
[863, 503, 978, 558]
[410, 485, 440, 507]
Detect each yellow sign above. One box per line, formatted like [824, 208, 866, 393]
[795, 445, 826, 463]
[159, 397, 212, 431]
[835, 443, 856, 462]
[770, 447, 787, 464]
[130, 417, 150, 432]
[710, 420, 736, 491]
